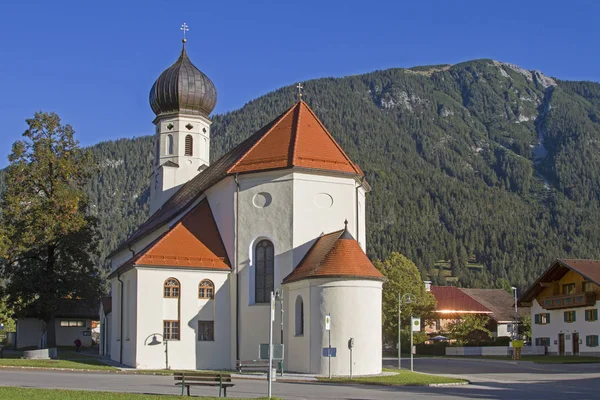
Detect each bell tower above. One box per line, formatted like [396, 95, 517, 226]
[148, 23, 217, 215]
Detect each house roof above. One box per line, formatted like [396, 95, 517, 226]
[283, 226, 385, 284]
[100, 297, 112, 315]
[459, 288, 527, 322]
[430, 286, 492, 314]
[109, 100, 363, 258]
[519, 259, 600, 304]
[108, 199, 230, 278]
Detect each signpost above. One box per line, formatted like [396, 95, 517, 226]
[411, 317, 420, 372]
[325, 313, 331, 379]
[268, 291, 275, 398]
[348, 338, 354, 379]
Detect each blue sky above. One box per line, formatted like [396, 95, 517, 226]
[1, 0, 598, 167]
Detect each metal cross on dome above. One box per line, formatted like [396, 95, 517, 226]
[296, 83, 304, 99]
[181, 22, 189, 41]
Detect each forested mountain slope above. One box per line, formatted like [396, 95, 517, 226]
[81, 59, 600, 289]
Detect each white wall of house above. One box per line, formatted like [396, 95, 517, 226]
[17, 318, 94, 349]
[110, 268, 137, 366]
[531, 300, 600, 356]
[133, 267, 231, 370]
[285, 280, 312, 373]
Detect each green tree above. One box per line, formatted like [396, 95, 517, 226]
[0, 298, 16, 332]
[0, 112, 105, 348]
[447, 314, 492, 346]
[519, 315, 531, 341]
[374, 252, 437, 351]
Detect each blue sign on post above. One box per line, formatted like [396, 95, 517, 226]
[322, 347, 337, 357]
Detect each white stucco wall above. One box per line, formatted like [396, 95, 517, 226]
[54, 319, 93, 347]
[531, 300, 600, 355]
[110, 268, 137, 365]
[310, 279, 382, 376]
[134, 268, 231, 370]
[236, 171, 294, 362]
[292, 172, 365, 266]
[17, 318, 94, 349]
[285, 281, 312, 373]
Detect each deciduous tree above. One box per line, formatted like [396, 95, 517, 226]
[0, 112, 105, 348]
[447, 314, 492, 346]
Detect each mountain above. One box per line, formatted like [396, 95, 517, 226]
[74, 59, 600, 289]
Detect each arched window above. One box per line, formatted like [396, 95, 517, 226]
[164, 278, 180, 298]
[166, 134, 174, 155]
[295, 296, 304, 336]
[155, 137, 160, 164]
[198, 279, 215, 299]
[185, 135, 193, 156]
[254, 240, 274, 303]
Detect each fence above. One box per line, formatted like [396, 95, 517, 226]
[446, 346, 546, 356]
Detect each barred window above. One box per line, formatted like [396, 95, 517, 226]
[164, 278, 180, 298]
[199, 279, 215, 299]
[60, 320, 85, 327]
[185, 135, 193, 156]
[254, 240, 274, 303]
[198, 321, 214, 341]
[163, 320, 180, 340]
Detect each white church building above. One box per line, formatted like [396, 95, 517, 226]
[104, 38, 384, 375]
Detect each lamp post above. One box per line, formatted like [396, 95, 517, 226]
[146, 333, 169, 370]
[398, 293, 414, 370]
[511, 286, 518, 340]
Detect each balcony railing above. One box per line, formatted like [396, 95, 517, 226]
[541, 292, 596, 310]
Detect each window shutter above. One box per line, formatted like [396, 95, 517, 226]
[595, 309, 598, 321]
[586, 336, 590, 347]
[535, 314, 540, 324]
[547, 313, 550, 324]
[573, 311, 576, 322]
[564, 312, 568, 322]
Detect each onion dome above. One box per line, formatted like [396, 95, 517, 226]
[149, 42, 217, 118]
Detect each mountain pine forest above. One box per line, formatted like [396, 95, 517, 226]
[11, 59, 600, 290]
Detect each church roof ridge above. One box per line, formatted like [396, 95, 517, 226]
[109, 100, 363, 258]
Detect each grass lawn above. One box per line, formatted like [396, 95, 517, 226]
[317, 368, 466, 386]
[0, 357, 118, 371]
[0, 387, 274, 399]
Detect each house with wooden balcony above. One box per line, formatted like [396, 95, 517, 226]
[519, 259, 600, 356]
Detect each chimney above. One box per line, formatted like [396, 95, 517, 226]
[424, 281, 432, 292]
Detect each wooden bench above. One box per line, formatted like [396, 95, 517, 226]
[173, 372, 234, 397]
[236, 359, 270, 373]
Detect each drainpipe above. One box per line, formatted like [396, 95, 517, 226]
[117, 273, 124, 364]
[234, 173, 240, 362]
[355, 177, 365, 245]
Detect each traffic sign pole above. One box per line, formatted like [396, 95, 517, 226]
[410, 315, 414, 372]
[268, 292, 274, 398]
[326, 313, 331, 379]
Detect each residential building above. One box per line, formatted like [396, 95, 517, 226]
[519, 259, 600, 356]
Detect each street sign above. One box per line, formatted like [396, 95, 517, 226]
[260, 343, 285, 360]
[348, 338, 354, 349]
[322, 347, 337, 357]
[411, 317, 421, 332]
[325, 314, 331, 331]
[270, 293, 276, 321]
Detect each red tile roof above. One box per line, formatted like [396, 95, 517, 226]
[110, 100, 363, 258]
[109, 199, 230, 277]
[283, 228, 385, 284]
[430, 286, 492, 313]
[519, 259, 600, 303]
[229, 101, 362, 175]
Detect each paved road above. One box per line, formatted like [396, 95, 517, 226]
[0, 358, 599, 400]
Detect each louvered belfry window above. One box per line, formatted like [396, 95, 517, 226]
[255, 240, 274, 303]
[185, 135, 193, 156]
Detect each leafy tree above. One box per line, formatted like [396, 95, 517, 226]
[0, 298, 16, 332]
[0, 112, 105, 348]
[519, 315, 531, 341]
[447, 314, 492, 345]
[374, 252, 436, 351]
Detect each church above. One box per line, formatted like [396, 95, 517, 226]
[104, 35, 384, 376]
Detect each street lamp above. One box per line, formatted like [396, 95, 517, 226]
[145, 333, 169, 370]
[398, 293, 415, 370]
[511, 287, 518, 340]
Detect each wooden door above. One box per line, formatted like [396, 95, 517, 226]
[558, 333, 565, 355]
[573, 333, 579, 355]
